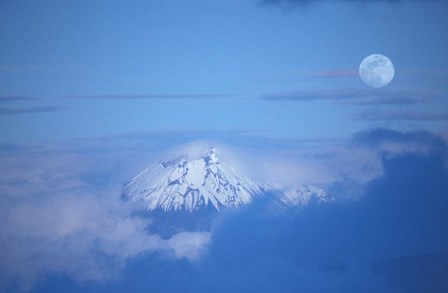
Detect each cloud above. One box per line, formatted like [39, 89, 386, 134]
[0, 145, 210, 290]
[142, 129, 446, 198]
[261, 0, 447, 7]
[0, 96, 59, 117]
[168, 232, 211, 261]
[371, 252, 448, 292]
[0, 96, 35, 102]
[0, 65, 53, 73]
[1, 194, 159, 282]
[260, 88, 433, 106]
[356, 110, 448, 121]
[352, 128, 448, 154]
[52, 129, 447, 292]
[0, 106, 63, 115]
[68, 94, 230, 100]
[0, 192, 210, 290]
[2, 129, 447, 292]
[204, 129, 448, 291]
[98, 129, 252, 142]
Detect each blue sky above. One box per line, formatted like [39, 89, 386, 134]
[1, 1, 448, 292]
[1, 0, 447, 141]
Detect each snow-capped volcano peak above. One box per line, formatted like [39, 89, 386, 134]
[204, 147, 218, 164]
[124, 147, 263, 212]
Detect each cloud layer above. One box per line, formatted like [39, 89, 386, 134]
[1, 129, 447, 292]
[356, 110, 448, 121]
[26, 128, 446, 293]
[68, 94, 230, 100]
[261, 88, 434, 106]
[0, 145, 209, 291]
[262, 0, 447, 6]
[0, 106, 63, 115]
[201, 133, 448, 292]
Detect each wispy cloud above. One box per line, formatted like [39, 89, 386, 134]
[261, 0, 446, 7]
[356, 110, 448, 121]
[0, 106, 63, 115]
[0, 96, 35, 102]
[352, 128, 448, 157]
[68, 94, 231, 100]
[0, 65, 53, 73]
[98, 129, 253, 142]
[260, 88, 433, 106]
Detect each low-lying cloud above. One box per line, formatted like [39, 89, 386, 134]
[70, 128, 447, 292]
[1, 128, 447, 292]
[0, 146, 210, 291]
[202, 133, 448, 292]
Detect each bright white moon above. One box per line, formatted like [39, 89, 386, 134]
[359, 54, 394, 88]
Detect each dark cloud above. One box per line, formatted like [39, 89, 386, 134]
[343, 96, 430, 106]
[372, 252, 448, 292]
[0, 106, 63, 115]
[261, 88, 433, 106]
[261, 0, 445, 7]
[356, 110, 448, 121]
[201, 129, 448, 292]
[352, 128, 448, 152]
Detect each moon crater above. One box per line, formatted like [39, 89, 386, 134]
[359, 54, 394, 88]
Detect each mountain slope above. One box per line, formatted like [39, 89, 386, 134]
[123, 147, 332, 213]
[124, 148, 264, 212]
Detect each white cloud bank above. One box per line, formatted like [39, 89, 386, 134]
[0, 146, 209, 290]
[1, 130, 440, 290]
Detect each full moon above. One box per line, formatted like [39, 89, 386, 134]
[359, 54, 394, 88]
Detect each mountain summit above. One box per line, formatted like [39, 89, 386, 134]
[124, 148, 264, 212]
[124, 147, 332, 213]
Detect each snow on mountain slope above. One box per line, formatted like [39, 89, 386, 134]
[123, 147, 332, 212]
[124, 148, 265, 212]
